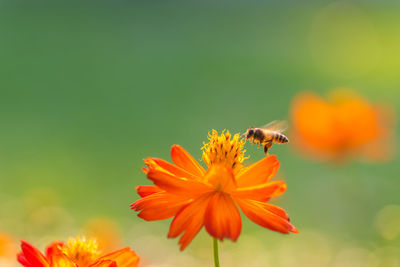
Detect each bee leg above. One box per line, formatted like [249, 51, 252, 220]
[264, 141, 273, 155]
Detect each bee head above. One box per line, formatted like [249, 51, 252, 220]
[247, 127, 255, 138]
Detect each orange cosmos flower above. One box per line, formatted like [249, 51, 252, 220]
[291, 89, 395, 162]
[17, 236, 139, 267]
[131, 130, 298, 250]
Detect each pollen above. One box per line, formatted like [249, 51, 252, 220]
[202, 130, 247, 172]
[62, 236, 100, 267]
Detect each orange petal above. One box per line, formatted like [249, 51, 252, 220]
[142, 167, 149, 175]
[45, 242, 64, 258]
[93, 247, 139, 267]
[233, 181, 287, 202]
[131, 192, 191, 221]
[236, 155, 280, 188]
[263, 203, 291, 221]
[45, 242, 77, 267]
[49, 254, 77, 267]
[204, 193, 241, 241]
[170, 145, 206, 177]
[136, 185, 162, 197]
[90, 260, 117, 267]
[45, 242, 65, 264]
[235, 199, 298, 234]
[204, 164, 237, 193]
[147, 169, 210, 196]
[18, 240, 49, 267]
[17, 253, 30, 267]
[145, 157, 199, 180]
[168, 194, 211, 250]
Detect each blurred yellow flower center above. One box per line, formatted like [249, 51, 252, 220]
[202, 130, 246, 172]
[62, 236, 100, 267]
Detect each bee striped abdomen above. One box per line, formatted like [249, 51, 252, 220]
[273, 133, 289, 143]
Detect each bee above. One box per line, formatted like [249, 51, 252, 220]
[241, 120, 289, 154]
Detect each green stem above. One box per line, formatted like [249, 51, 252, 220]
[213, 238, 220, 267]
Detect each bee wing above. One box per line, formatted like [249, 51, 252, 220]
[260, 120, 288, 133]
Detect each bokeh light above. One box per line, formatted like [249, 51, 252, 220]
[375, 205, 400, 241]
[309, 2, 382, 78]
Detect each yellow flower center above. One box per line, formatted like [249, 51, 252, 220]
[202, 130, 246, 172]
[62, 236, 100, 267]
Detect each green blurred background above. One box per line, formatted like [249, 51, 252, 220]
[0, 0, 399, 266]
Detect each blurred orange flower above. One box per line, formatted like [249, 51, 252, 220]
[0, 232, 16, 260]
[131, 130, 298, 250]
[290, 89, 395, 162]
[17, 236, 139, 267]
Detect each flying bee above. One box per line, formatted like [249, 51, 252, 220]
[241, 120, 289, 155]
